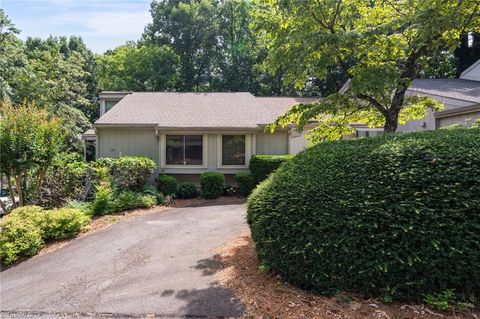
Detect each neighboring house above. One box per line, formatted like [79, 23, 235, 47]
[398, 59, 480, 131]
[82, 92, 319, 183]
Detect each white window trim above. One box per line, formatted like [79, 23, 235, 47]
[217, 134, 251, 169]
[160, 133, 208, 169]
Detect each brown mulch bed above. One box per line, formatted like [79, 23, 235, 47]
[217, 232, 479, 319]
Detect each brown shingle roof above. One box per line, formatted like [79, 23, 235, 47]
[95, 92, 320, 129]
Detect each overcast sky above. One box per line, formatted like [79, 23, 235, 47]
[1, 0, 152, 54]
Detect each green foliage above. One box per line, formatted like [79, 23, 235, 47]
[0, 100, 65, 208]
[235, 173, 255, 196]
[96, 43, 179, 91]
[200, 172, 225, 199]
[156, 175, 178, 196]
[249, 155, 293, 183]
[156, 192, 166, 205]
[36, 152, 89, 208]
[65, 200, 92, 216]
[90, 181, 113, 216]
[247, 129, 480, 301]
[143, 184, 158, 197]
[0, 212, 44, 266]
[0, 205, 90, 266]
[110, 156, 156, 191]
[38, 208, 89, 240]
[156, 193, 165, 205]
[176, 182, 198, 199]
[111, 191, 156, 212]
[424, 290, 456, 311]
[255, 0, 479, 137]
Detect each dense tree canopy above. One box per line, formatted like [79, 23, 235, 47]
[1, 1, 479, 150]
[256, 0, 480, 140]
[96, 43, 179, 91]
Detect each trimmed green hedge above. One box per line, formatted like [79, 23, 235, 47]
[249, 154, 294, 183]
[247, 129, 480, 301]
[156, 175, 178, 196]
[200, 172, 225, 199]
[177, 182, 198, 199]
[235, 173, 256, 196]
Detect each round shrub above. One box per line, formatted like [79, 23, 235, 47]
[235, 173, 255, 196]
[247, 129, 480, 301]
[156, 175, 178, 195]
[200, 172, 225, 199]
[40, 208, 90, 240]
[0, 209, 45, 266]
[177, 182, 198, 199]
[110, 156, 156, 191]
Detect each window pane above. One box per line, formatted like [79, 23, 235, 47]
[185, 135, 203, 165]
[166, 135, 184, 165]
[105, 100, 118, 112]
[222, 135, 245, 165]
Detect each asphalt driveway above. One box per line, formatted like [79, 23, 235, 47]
[0, 202, 248, 318]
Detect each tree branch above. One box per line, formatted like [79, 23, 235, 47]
[358, 94, 387, 113]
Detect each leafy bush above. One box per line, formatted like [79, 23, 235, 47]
[39, 208, 90, 240]
[424, 290, 456, 311]
[176, 182, 198, 199]
[110, 156, 156, 191]
[90, 181, 114, 216]
[36, 152, 89, 208]
[200, 172, 225, 199]
[247, 129, 480, 301]
[156, 175, 178, 195]
[249, 155, 293, 183]
[0, 205, 90, 266]
[111, 190, 156, 212]
[65, 200, 92, 216]
[235, 173, 255, 196]
[143, 184, 158, 197]
[156, 193, 165, 205]
[0, 212, 44, 266]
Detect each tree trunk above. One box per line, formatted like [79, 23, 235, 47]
[0, 196, 8, 214]
[15, 175, 24, 206]
[5, 173, 17, 209]
[383, 111, 399, 132]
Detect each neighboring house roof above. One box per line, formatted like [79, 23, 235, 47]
[409, 79, 480, 104]
[94, 92, 320, 129]
[460, 59, 480, 81]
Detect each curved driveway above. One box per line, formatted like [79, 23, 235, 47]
[1, 202, 247, 318]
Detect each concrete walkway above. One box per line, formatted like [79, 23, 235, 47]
[0, 203, 248, 318]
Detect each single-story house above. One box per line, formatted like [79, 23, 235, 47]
[82, 92, 324, 183]
[83, 60, 479, 182]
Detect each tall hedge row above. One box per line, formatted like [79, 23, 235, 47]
[249, 154, 293, 183]
[247, 129, 480, 301]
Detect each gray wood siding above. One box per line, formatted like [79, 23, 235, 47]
[256, 131, 289, 154]
[97, 127, 159, 164]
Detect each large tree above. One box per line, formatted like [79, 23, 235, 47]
[0, 9, 27, 101]
[254, 0, 480, 140]
[0, 100, 64, 208]
[96, 43, 179, 92]
[143, 0, 220, 91]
